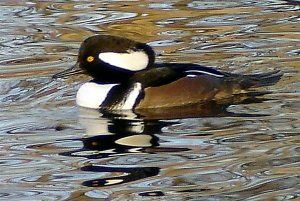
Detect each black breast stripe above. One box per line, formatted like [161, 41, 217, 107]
[100, 83, 144, 110]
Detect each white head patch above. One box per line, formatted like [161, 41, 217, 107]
[76, 82, 118, 109]
[98, 51, 149, 71]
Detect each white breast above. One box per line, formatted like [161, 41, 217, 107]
[76, 82, 118, 109]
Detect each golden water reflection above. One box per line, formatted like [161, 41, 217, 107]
[0, 0, 299, 200]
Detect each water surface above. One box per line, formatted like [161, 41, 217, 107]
[0, 1, 299, 200]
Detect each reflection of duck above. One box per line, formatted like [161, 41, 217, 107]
[81, 165, 160, 187]
[60, 109, 177, 187]
[61, 108, 183, 159]
[53, 35, 282, 114]
[67, 109, 162, 187]
[61, 99, 268, 188]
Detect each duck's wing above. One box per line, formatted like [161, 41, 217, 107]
[130, 64, 228, 88]
[134, 64, 283, 90]
[155, 63, 227, 78]
[155, 63, 283, 89]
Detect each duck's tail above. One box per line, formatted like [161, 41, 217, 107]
[238, 70, 283, 89]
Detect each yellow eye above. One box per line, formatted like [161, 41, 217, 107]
[87, 56, 94, 62]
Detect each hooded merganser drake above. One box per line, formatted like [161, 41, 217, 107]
[53, 35, 282, 112]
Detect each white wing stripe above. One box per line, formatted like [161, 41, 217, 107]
[185, 70, 224, 77]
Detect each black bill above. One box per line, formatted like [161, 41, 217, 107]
[52, 62, 84, 79]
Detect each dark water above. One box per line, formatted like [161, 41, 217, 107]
[0, 1, 299, 200]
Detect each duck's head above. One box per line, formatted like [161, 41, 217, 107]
[53, 35, 155, 83]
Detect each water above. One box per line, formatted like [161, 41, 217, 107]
[0, 0, 299, 200]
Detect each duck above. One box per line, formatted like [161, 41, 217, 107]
[53, 35, 282, 112]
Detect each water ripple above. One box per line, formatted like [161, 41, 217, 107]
[0, 1, 299, 201]
[0, 189, 70, 201]
[61, 11, 137, 25]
